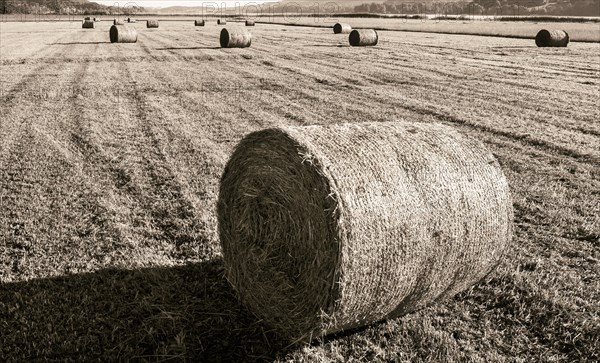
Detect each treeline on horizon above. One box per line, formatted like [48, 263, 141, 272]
[1, 0, 598, 17]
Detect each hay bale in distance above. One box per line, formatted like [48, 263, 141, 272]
[84, 17, 91, 20]
[82, 20, 95, 29]
[333, 23, 351, 34]
[218, 19, 226, 25]
[245, 20, 255, 26]
[535, 29, 569, 47]
[114, 19, 124, 25]
[218, 122, 514, 342]
[110, 25, 138, 43]
[127, 17, 137, 23]
[195, 20, 205, 26]
[147, 20, 159, 28]
[220, 28, 251, 48]
[349, 29, 378, 46]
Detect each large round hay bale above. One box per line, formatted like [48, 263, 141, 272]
[114, 19, 124, 25]
[220, 28, 251, 48]
[349, 29, 378, 46]
[110, 25, 138, 43]
[147, 20, 159, 28]
[333, 23, 351, 34]
[535, 29, 569, 47]
[245, 20, 255, 26]
[84, 17, 91, 20]
[127, 18, 136, 23]
[82, 20, 95, 29]
[218, 19, 226, 25]
[195, 20, 205, 26]
[218, 122, 514, 342]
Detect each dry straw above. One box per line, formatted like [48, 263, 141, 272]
[349, 29, 378, 46]
[218, 19, 227, 25]
[110, 25, 138, 43]
[333, 23, 352, 34]
[195, 20, 205, 26]
[220, 28, 252, 48]
[535, 29, 569, 47]
[147, 20, 159, 28]
[82, 20, 95, 29]
[218, 122, 514, 342]
[246, 20, 255, 26]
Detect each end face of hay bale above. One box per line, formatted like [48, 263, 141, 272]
[245, 20, 255, 26]
[535, 29, 569, 47]
[110, 25, 138, 43]
[195, 20, 205, 26]
[220, 28, 251, 48]
[218, 122, 513, 341]
[217, 19, 227, 25]
[349, 29, 378, 46]
[82, 20, 95, 29]
[146, 20, 159, 28]
[333, 23, 352, 34]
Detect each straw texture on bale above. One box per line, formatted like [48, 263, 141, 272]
[333, 23, 352, 34]
[218, 122, 514, 342]
[349, 29, 378, 46]
[218, 19, 227, 25]
[110, 25, 138, 43]
[82, 20, 95, 29]
[195, 20, 205, 26]
[535, 29, 569, 47]
[220, 28, 252, 48]
[147, 20, 159, 28]
[245, 20, 255, 26]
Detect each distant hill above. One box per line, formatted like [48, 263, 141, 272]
[0, 0, 145, 15]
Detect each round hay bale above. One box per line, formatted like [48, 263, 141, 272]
[333, 23, 352, 34]
[218, 122, 514, 342]
[127, 18, 136, 23]
[110, 25, 138, 43]
[147, 20, 159, 28]
[349, 29, 378, 46]
[84, 17, 91, 20]
[114, 19, 124, 25]
[535, 29, 569, 47]
[220, 28, 251, 48]
[82, 20, 95, 29]
[218, 19, 226, 25]
[245, 20, 255, 26]
[195, 20, 205, 26]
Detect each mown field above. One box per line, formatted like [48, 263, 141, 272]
[258, 16, 600, 42]
[0, 20, 599, 362]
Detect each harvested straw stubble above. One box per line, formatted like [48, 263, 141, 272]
[220, 28, 251, 48]
[82, 20, 95, 29]
[349, 29, 378, 46]
[218, 122, 514, 342]
[195, 20, 205, 26]
[110, 25, 138, 43]
[147, 20, 159, 28]
[333, 23, 352, 34]
[535, 29, 569, 47]
[245, 20, 255, 26]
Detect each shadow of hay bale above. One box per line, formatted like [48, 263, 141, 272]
[0, 259, 288, 362]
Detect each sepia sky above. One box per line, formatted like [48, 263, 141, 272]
[95, 0, 273, 9]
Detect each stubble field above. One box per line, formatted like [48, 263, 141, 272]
[0, 20, 599, 362]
